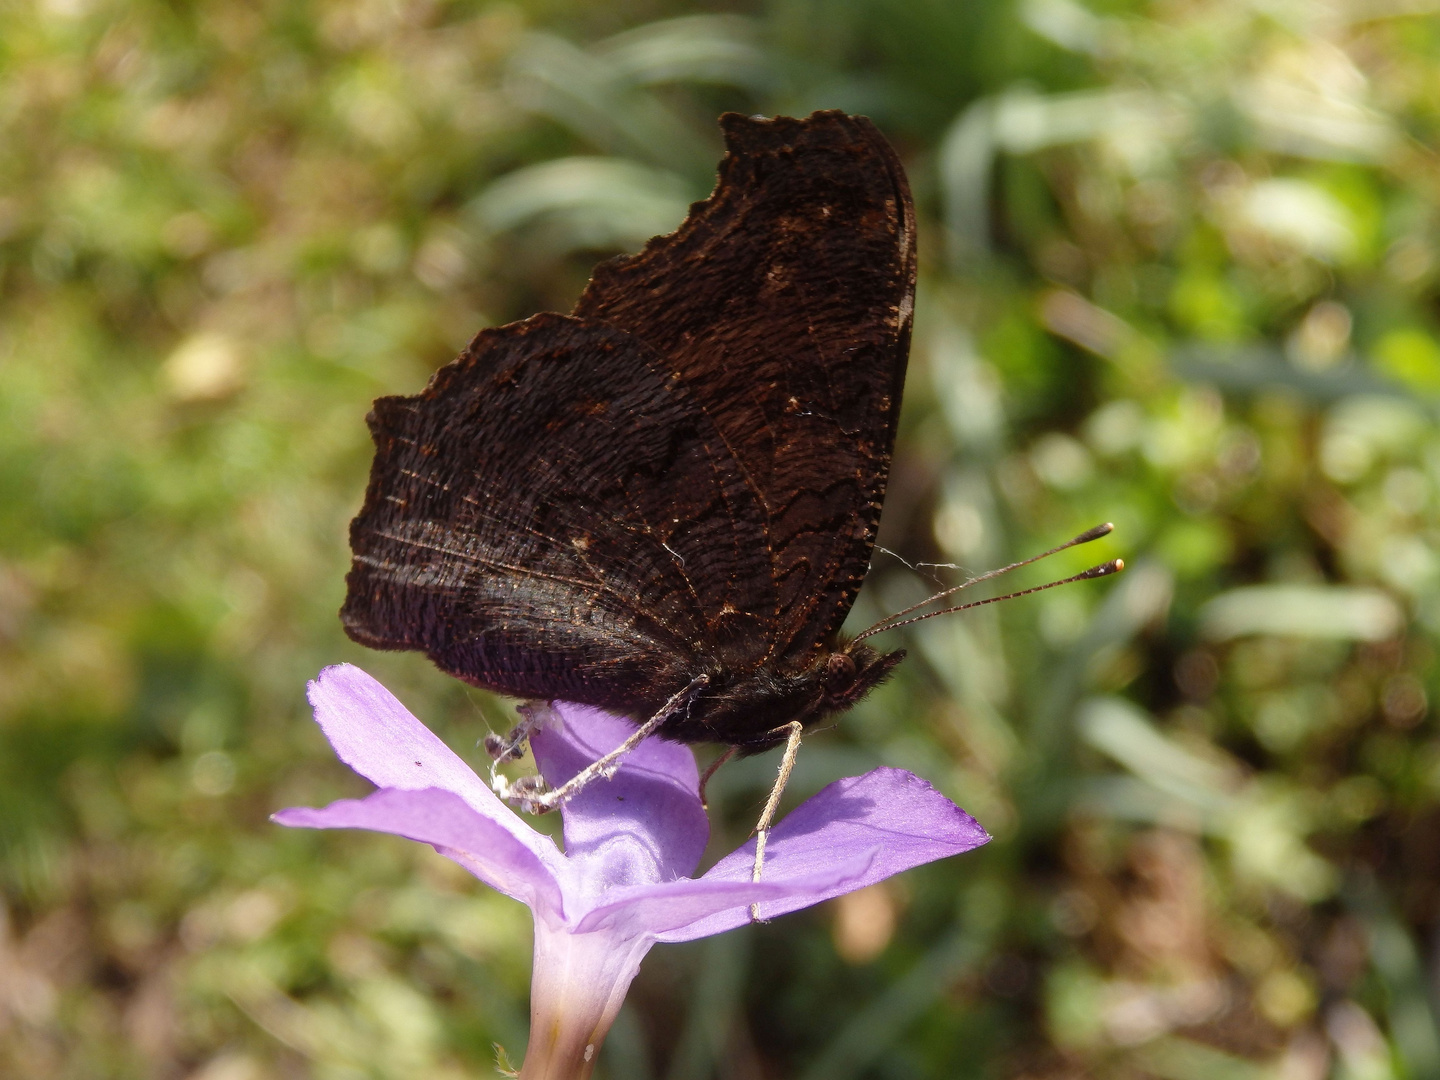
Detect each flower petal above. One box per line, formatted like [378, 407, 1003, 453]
[579, 848, 877, 938]
[305, 665, 561, 872]
[531, 702, 708, 885]
[659, 767, 989, 941]
[274, 787, 565, 914]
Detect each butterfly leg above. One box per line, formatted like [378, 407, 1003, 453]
[749, 720, 804, 923]
[697, 746, 737, 809]
[494, 674, 710, 814]
[483, 701, 547, 763]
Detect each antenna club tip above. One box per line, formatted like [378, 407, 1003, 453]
[1074, 522, 1116, 545]
[1081, 559, 1124, 579]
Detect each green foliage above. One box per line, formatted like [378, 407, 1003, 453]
[4, 0, 1440, 1077]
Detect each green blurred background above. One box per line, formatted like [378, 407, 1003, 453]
[4, 0, 1440, 1077]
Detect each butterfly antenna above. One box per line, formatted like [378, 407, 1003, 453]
[856, 558, 1124, 639]
[855, 522, 1116, 642]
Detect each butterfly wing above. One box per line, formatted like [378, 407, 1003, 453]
[572, 110, 916, 667]
[344, 111, 915, 715]
[342, 312, 775, 714]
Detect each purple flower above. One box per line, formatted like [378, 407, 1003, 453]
[274, 665, 989, 1080]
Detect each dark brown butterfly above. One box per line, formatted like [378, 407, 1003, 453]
[342, 111, 916, 782]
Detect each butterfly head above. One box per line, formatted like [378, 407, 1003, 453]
[819, 642, 905, 712]
[666, 641, 905, 753]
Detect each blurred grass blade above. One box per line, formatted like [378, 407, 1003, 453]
[1040, 288, 1141, 362]
[1345, 874, 1440, 1080]
[1032, 560, 1174, 747]
[1170, 345, 1417, 405]
[992, 87, 1168, 155]
[664, 931, 751, 1080]
[928, 310, 1006, 453]
[1199, 586, 1403, 642]
[1241, 178, 1357, 262]
[603, 1003, 656, 1080]
[937, 95, 996, 267]
[471, 157, 696, 256]
[1077, 697, 1238, 813]
[1133, 1036, 1280, 1080]
[505, 32, 716, 177]
[1020, 0, 1110, 56]
[797, 899, 1000, 1080]
[594, 15, 777, 92]
[1238, 63, 1398, 163]
[940, 87, 1172, 268]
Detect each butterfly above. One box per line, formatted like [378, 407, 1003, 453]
[340, 109, 1122, 897]
[343, 110, 915, 785]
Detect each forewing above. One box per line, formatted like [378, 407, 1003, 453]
[572, 111, 916, 666]
[342, 313, 774, 714]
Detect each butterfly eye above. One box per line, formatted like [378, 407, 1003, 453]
[824, 652, 857, 693]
